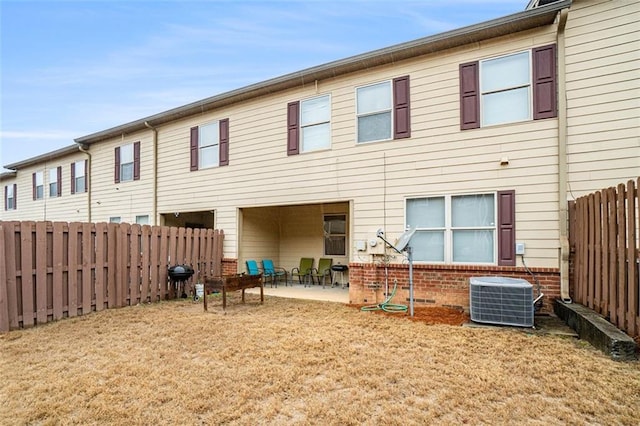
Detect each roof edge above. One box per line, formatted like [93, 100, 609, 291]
[3, 144, 81, 170]
[68, 0, 566, 144]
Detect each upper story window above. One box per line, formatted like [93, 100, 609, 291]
[33, 171, 44, 200]
[406, 190, 515, 266]
[115, 141, 140, 183]
[481, 51, 531, 126]
[460, 44, 557, 130]
[300, 95, 331, 152]
[190, 119, 229, 171]
[357, 81, 391, 143]
[199, 122, 219, 168]
[120, 144, 134, 181]
[49, 167, 61, 197]
[71, 160, 86, 194]
[4, 184, 16, 210]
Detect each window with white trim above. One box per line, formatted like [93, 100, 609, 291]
[136, 215, 149, 225]
[406, 193, 496, 264]
[49, 168, 59, 197]
[199, 122, 219, 169]
[5, 185, 16, 210]
[300, 94, 331, 152]
[481, 51, 531, 127]
[323, 214, 346, 256]
[120, 143, 134, 182]
[34, 171, 44, 200]
[109, 216, 121, 223]
[356, 81, 392, 143]
[74, 160, 86, 193]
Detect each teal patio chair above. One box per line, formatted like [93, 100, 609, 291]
[310, 258, 333, 288]
[262, 259, 288, 287]
[245, 260, 261, 276]
[291, 257, 314, 287]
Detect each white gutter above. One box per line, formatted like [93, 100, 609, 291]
[557, 8, 572, 303]
[77, 143, 92, 223]
[144, 121, 158, 225]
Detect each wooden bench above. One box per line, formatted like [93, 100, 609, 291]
[203, 274, 263, 311]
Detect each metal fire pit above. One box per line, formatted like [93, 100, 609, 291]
[168, 265, 195, 298]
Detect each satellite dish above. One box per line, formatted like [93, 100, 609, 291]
[394, 227, 417, 252]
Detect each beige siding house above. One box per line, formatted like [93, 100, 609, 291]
[2, 0, 638, 312]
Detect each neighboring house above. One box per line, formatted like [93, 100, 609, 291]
[2, 0, 638, 311]
[1, 145, 89, 223]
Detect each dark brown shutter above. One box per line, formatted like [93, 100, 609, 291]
[497, 190, 516, 266]
[393, 75, 411, 139]
[533, 44, 557, 120]
[133, 141, 141, 180]
[84, 160, 88, 193]
[287, 101, 300, 156]
[190, 126, 199, 171]
[70, 162, 76, 194]
[459, 61, 480, 130]
[114, 147, 121, 183]
[57, 166, 62, 197]
[32, 173, 36, 200]
[219, 118, 229, 166]
[13, 184, 16, 209]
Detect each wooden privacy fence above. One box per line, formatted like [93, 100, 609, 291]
[569, 178, 639, 338]
[0, 221, 224, 332]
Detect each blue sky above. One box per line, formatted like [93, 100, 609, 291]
[1, 0, 526, 171]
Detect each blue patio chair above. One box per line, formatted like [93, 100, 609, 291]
[262, 259, 288, 287]
[245, 260, 261, 276]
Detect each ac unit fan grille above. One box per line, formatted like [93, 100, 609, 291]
[470, 277, 533, 327]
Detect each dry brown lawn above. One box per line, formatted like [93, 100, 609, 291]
[1, 293, 639, 425]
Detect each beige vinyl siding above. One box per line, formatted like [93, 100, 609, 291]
[565, 0, 640, 194]
[150, 27, 561, 268]
[0, 153, 89, 222]
[89, 131, 154, 224]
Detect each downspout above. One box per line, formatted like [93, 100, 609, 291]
[77, 143, 92, 223]
[144, 121, 158, 225]
[557, 8, 572, 303]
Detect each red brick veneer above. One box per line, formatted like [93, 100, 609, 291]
[348, 262, 560, 313]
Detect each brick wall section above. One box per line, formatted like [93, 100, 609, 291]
[348, 262, 560, 313]
[222, 258, 238, 276]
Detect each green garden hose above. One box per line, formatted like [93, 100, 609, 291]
[361, 279, 408, 313]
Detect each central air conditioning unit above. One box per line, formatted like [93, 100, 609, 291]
[469, 277, 534, 327]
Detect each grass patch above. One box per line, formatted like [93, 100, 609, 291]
[1, 294, 639, 425]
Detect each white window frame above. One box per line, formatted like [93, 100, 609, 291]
[356, 80, 393, 143]
[406, 193, 497, 265]
[199, 121, 219, 169]
[480, 50, 532, 127]
[74, 160, 86, 193]
[323, 214, 347, 256]
[6, 185, 15, 210]
[135, 215, 149, 225]
[120, 143, 134, 182]
[109, 216, 121, 223]
[34, 171, 44, 200]
[49, 168, 58, 197]
[300, 94, 331, 153]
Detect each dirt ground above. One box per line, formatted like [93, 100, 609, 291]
[1, 294, 639, 425]
[347, 304, 469, 326]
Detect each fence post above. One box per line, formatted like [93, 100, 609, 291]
[626, 179, 638, 337]
[0, 223, 9, 333]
